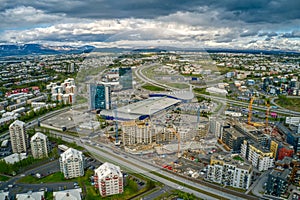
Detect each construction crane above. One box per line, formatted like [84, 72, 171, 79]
[168, 127, 181, 158]
[248, 97, 255, 125]
[265, 99, 271, 134]
[248, 96, 264, 127]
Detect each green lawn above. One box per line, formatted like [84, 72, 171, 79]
[18, 169, 155, 200]
[0, 175, 9, 181]
[232, 155, 244, 162]
[18, 172, 66, 184]
[275, 96, 300, 112]
[142, 84, 166, 91]
[166, 82, 189, 89]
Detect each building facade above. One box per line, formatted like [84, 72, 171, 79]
[88, 83, 111, 111]
[94, 162, 123, 197]
[30, 132, 50, 159]
[119, 67, 133, 90]
[266, 168, 290, 197]
[207, 154, 252, 190]
[221, 127, 247, 153]
[241, 140, 274, 171]
[209, 117, 223, 138]
[9, 120, 28, 153]
[59, 148, 85, 179]
[121, 121, 154, 146]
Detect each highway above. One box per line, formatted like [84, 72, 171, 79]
[135, 64, 300, 117]
[45, 128, 257, 200]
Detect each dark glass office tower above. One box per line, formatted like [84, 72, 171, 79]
[119, 67, 133, 90]
[88, 83, 111, 110]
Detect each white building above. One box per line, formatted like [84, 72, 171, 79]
[59, 148, 84, 179]
[30, 132, 50, 159]
[94, 162, 123, 197]
[53, 188, 82, 200]
[207, 154, 252, 190]
[16, 191, 44, 200]
[241, 140, 274, 171]
[2, 153, 27, 164]
[0, 191, 9, 200]
[206, 87, 228, 96]
[9, 120, 28, 153]
[209, 116, 223, 138]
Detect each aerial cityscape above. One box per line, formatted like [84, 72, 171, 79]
[0, 1, 299, 200]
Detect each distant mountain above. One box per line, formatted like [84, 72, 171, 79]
[0, 44, 95, 57]
[1, 43, 299, 57]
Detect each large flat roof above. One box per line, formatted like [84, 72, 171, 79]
[100, 97, 180, 121]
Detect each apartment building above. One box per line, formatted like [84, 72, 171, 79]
[59, 148, 84, 179]
[241, 140, 274, 171]
[30, 132, 50, 159]
[207, 154, 252, 190]
[266, 168, 290, 197]
[9, 120, 28, 153]
[94, 162, 123, 197]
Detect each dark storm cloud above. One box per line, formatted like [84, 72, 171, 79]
[1, 0, 299, 23]
[281, 31, 300, 38]
[240, 30, 258, 37]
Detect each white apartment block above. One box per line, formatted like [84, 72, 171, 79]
[94, 162, 123, 197]
[59, 148, 84, 179]
[241, 140, 274, 171]
[30, 132, 50, 159]
[9, 120, 28, 153]
[207, 154, 252, 190]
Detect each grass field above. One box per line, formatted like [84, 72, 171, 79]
[142, 84, 166, 91]
[166, 82, 189, 89]
[275, 96, 300, 112]
[0, 175, 9, 181]
[18, 172, 68, 184]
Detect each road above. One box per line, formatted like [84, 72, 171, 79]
[140, 185, 173, 200]
[46, 127, 257, 200]
[0, 160, 75, 198]
[135, 64, 300, 117]
[85, 145, 220, 200]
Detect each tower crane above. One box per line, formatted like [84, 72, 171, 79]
[248, 96, 255, 125]
[168, 127, 181, 158]
[265, 99, 271, 134]
[248, 96, 264, 127]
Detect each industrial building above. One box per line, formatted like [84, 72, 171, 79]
[149, 90, 194, 103]
[9, 120, 28, 153]
[94, 162, 123, 197]
[59, 148, 85, 179]
[207, 154, 252, 190]
[100, 97, 181, 121]
[241, 140, 274, 171]
[30, 132, 50, 159]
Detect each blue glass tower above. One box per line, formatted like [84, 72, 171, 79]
[89, 83, 111, 110]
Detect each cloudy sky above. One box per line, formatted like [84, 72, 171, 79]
[0, 0, 299, 51]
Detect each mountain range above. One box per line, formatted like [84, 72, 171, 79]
[0, 43, 299, 57]
[0, 44, 95, 57]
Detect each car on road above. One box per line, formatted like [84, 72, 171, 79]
[177, 186, 184, 190]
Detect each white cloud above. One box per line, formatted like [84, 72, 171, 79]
[0, 6, 65, 29]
